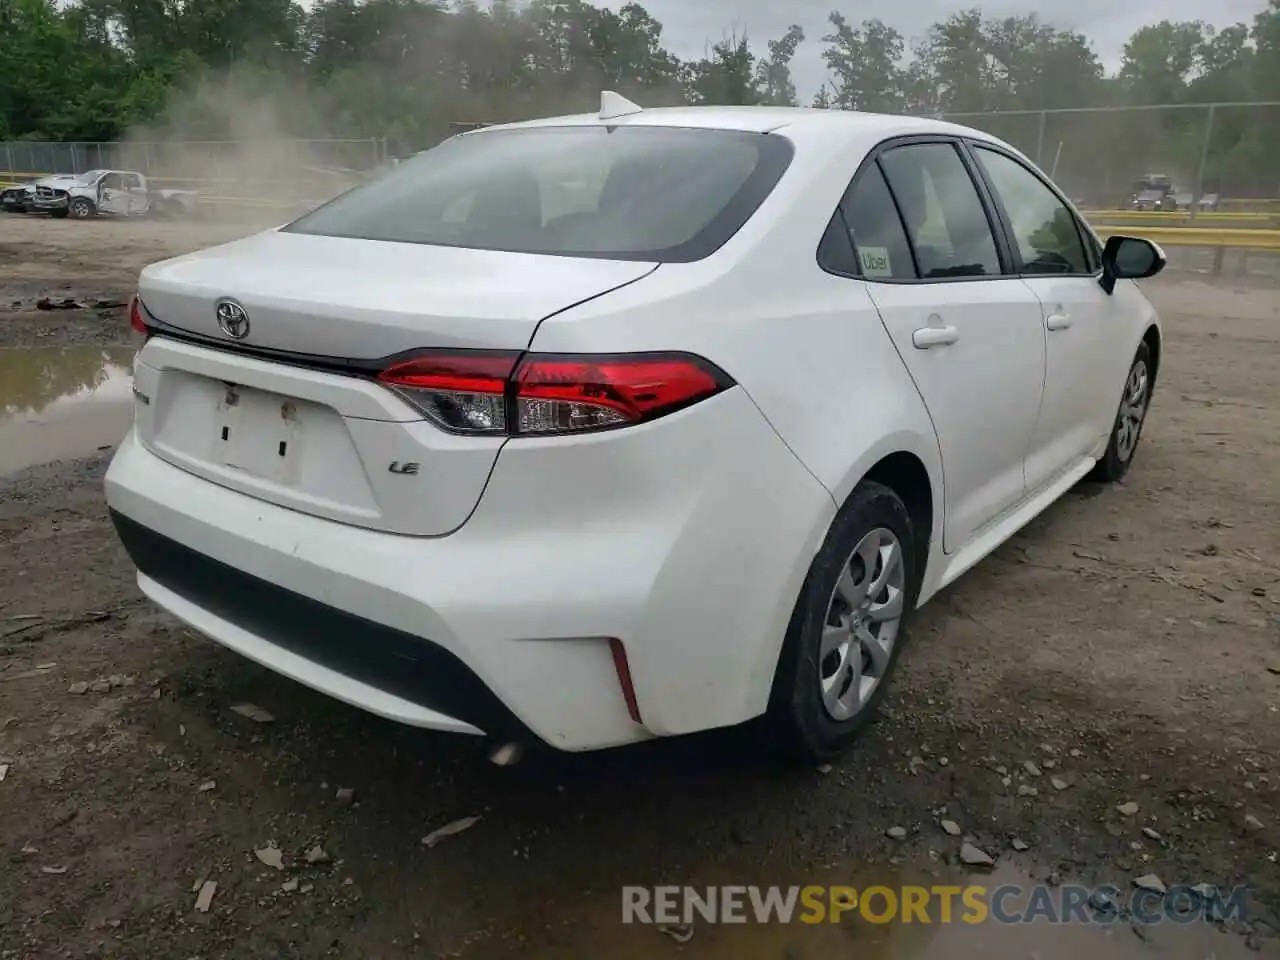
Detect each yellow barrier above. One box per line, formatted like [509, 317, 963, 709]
[1220, 197, 1280, 207]
[1092, 225, 1280, 250]
[1082, 209, 1276, 223]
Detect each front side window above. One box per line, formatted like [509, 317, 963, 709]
[284, 126, 795, 262]
[878, 143, 1002, 279]
[972, 146, 1090, 276]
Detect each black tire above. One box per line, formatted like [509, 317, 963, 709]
[50, 208, 69, 219]
[767, 480, 922, 763]
[1089, 341, 1153, 483]
[69, 197, 95, 219]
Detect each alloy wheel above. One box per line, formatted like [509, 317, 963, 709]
[819, 527, 906, 722]
[1115, 358, 1149, 463]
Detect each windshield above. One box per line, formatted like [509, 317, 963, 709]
[72, 170, 105, 184]
[283, 126, 794, 262]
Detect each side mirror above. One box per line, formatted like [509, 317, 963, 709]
[1099, 235, 1166, 295]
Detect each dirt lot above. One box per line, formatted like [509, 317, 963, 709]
[1, 216, 1279, 959]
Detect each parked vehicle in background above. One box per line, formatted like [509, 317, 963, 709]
[105, 94, 1166, 763]
[1129, 173, 1178, 210]
[1126, 173, 1218, 212]
[3, 174, 79, 213]
[29, 169, 199, 219]
[1, 182, 35, 212]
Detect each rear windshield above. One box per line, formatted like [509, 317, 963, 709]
[282, 126, 794, 262]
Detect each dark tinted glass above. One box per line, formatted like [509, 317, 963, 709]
[817, 210, 858, 275]
[973, 147, 1088, 275]
[841, 164, 917, 280]
[878, 143, 1001, 279]
[285, 127, 794, 262]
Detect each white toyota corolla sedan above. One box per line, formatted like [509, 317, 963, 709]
[105, 94, 1164, 762]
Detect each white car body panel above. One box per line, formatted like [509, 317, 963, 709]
[862, 279, 1046, 552]
[1021, 275, 1135, 490]
[139, 229, 658, 356]
[104, 104, 1163, 751]
[107, 381, 834, 748]
[132, 339, 508, 536]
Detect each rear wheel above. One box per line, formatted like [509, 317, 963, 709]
[1089, 341, 1153, 483]
[768, 481, 920, 762]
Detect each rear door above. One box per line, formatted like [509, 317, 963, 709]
[965, 142, 1129, 492]
[122, 173, 149, 215]
[99, 173, 129, 215]
[834, 138, 1047, 553]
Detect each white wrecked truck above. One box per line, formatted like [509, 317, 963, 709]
[30, 169, 199, 219]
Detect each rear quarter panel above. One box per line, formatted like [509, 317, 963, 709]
[529, 120, 945, 553]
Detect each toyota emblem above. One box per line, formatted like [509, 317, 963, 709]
[215, 298, 250, 340]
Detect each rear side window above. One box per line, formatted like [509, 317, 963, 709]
[840, 164, 917, 280]
[878, 143, 1002, 279]
[284, 126, 794, 263]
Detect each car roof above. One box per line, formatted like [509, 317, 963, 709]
[468, 105, 1000, 144]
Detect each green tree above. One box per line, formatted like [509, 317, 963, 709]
[821, 15, 906, 112]
[1, 0, 1277, 195]
[684, 31, 762, 106]
[1119, 20, 1208, 104]
[912, 10, 991, 113]
[754, 24, 804, 106]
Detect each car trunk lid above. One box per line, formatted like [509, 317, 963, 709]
[138, 229, 657, 356]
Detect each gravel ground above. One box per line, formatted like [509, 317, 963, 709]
[1, 216, 1279, 959]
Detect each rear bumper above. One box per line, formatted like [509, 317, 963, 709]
[105, 388, 835, 751]
[109, 510, 518, 738]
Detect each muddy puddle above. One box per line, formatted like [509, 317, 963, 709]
[0, 345, 135, 475]
[488, 861, 1277, 959]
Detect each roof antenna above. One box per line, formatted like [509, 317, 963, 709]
[599, 91, 643, 121]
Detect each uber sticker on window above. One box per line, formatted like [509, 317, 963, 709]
[858, 246, 893, 278]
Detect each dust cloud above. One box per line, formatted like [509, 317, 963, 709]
[118, 68, 376, 216]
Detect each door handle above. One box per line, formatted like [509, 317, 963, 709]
[1045, 312, 1072, 331]
[912, 325, 960, 349]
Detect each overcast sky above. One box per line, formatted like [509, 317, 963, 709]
[598, 0, 1267, 102]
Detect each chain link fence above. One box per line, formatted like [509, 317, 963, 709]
[937, 102, 1280, 212]
[0, 138, 386, 206]
[5, 105, 1280, 214]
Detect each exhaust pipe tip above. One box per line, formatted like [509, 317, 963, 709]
[488, 742, 526, 767]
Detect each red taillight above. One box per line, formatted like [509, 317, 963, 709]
[128, 295, 148, 335]
[377, 351, 519, 435]
[513, 355, 727, 435]
[376, 350, 733, 437]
